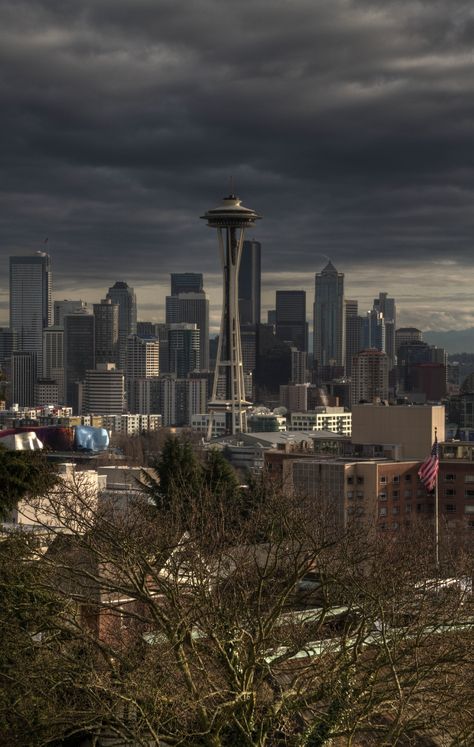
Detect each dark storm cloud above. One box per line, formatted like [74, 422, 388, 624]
[1, 0, 474, 324]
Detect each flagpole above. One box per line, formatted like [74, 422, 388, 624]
[435, 467, 439, 571]
[434, 426, 439, 572]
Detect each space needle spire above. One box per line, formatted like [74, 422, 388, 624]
[201, 192, 261, 437]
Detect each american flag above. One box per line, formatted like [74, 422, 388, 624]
[418, 437, 439, 493]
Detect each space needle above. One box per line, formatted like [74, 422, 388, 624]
[201, 192, 261, 437]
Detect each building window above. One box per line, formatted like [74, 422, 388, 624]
[465, 489, 474, 498]
[347, 491, 354, 500]
[347, 476, 354, 485]
[465, 504, 474, 514]
[357, 476, 364, 485]
[404, 490, 412, 498]
[392, 490, 399, 500]
[379, 507, 387, 517]
[379, 493, 387, 501]
[380, 476, 387, 484]
[405, 474, 412, 482]
[391, 522, 399, 530]
[392, 506, 399, 515]
[468, 520, 474, 529]
[405, 503, 412, 513]
[417, 503, 422, 513]
[444, 504, 456, 513]
[393, 475, 400, 483]
[445, 488, 456, 496]
[465, 475, 474, 483]
[445, 474, 455, 482]
[356, 492, 364, 500]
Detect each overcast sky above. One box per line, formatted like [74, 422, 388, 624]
[1, 0, 473, 333]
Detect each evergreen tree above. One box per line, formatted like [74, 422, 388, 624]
[0, 449, 57, 520]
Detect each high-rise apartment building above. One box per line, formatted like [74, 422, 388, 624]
[171, 273, 203, 295]
[275, 291, 308, 352]
[351, 349, 389, 406]
[126, 335, 160, 380]
[106, 282, 137, 371]
[238, 239, 261, 325]
[9, 252, 52, 371]
[93, 298, 119, 366]
[64, 314, 95, 411]
[313, 261, 345, 370]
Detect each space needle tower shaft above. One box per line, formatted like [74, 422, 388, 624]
[201, 193, 261, 437]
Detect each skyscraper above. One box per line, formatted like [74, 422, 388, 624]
[83, 364, 124, 415]
[166, 283, 210, 371]
[374, 292, 396, 369]
[344, 300, 362, 378]
[238, 239, 261, 325]
[9, 351, 37, 407]
[201, 193, 261, 435]
[106, 281, 137, 371]
[126, 335, 160, 381]
[168, 323, 200, 378]
[54, 299, 87, 326]
[9, 252, 52, 371]
[275, 291, 308, 352]
[351, 349, 389, 406]
[43, 326, 64, 403]
[93, 298, 119, 366]
[313, 261, 345, 370]
[64, 314, 95, 411]
[171, 273, 203, 295]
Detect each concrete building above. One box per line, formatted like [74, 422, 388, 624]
[351, 349, 389, 406]
[10, 252, 52, 372]
[280, 383, 311, 412]
[289, 408, 352, 436]
[313, 261, 345, 371]
[35, 379, 59, 406]
[83, 364, 124, 415]
[101, 413, 162, 435]
[395, 327, 423, 353]
[351, 404, 445, 460]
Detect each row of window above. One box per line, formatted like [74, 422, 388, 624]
[380, 520, 474, 531]
[380, 504, 474, 517]
[377, 474, 474, 485]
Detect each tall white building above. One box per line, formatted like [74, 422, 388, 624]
[10, 252, 52, 371]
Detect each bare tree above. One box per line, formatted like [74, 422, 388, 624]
[1, 469, 473, 746]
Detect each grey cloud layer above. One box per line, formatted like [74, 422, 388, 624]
[1, 0, 474, 321]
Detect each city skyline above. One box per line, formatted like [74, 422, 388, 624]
[0, 1, 473, 334]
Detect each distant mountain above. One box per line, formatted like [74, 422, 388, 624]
[423, 328, 474, 354]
